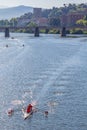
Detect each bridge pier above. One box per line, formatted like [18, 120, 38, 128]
[45, 28, 49, 34]
[5, 27, 10, 37]
[34, 27, 39, 37]
[61, 27, 66, 37]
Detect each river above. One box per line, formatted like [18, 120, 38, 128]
[0, 33, 87, 130]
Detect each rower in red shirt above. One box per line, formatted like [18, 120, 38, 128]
[26, 104, 33, 113]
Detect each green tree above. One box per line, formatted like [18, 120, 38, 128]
[76, 19, 87, 26]
[27, 22, 37, 27]
[49, 17, 60, 27]
[10, 18, 18, 27]
[0, 19, 9, 27]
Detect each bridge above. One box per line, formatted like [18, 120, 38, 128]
[0, 26, 49, 37]
[0, 26, 66, 37]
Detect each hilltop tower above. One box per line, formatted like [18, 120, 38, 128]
[33, 8, 42, 18]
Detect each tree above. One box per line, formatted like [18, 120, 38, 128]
[0, 19, 9, 27]
[83, 15, 87, 20]
[27, 22, 37, 27]
[10, 18, 18, 27]
[76, 19, 87, 26]
[42, 9, 51, 18]
[49, 17, 60, 27]
[48, 7, 61, 17]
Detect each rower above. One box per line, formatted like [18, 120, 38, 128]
[44, 111, 48, 117]
[7, 108, 14, 116]
[26, 104, 33, 113]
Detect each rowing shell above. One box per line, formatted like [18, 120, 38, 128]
[22, 109, 33, 120]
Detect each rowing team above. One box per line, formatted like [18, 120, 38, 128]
[7, 103, 48, 117]
[7, 104, 33, 115]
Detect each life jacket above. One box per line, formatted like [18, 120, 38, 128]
[26, 104, 32, 113]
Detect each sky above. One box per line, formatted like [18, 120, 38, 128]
[0, 0, 87, 8]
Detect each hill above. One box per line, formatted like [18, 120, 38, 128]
[0, 5, 33, 20]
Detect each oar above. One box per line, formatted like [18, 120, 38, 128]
[7, 107, 26, 116]
[34, 108, 49, 117]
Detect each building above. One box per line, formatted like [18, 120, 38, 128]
[37, 17, 48, 26]
[61, 11, 86, 27]
[67, 12, 84, 26]
[33, 8, 42, 18]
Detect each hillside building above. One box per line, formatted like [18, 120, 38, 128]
[61, 10, 87, 27]
[33, 8, 42, 18]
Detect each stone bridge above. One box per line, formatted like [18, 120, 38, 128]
[0, 26, 67, 37]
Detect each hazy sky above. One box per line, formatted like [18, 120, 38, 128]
[0, 0, 87, 8]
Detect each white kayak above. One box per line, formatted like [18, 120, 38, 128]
[22, 109, 33, 120]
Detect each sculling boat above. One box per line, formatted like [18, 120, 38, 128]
[22, 109, 33, 120]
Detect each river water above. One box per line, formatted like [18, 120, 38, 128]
[0, 33, 87, 130]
